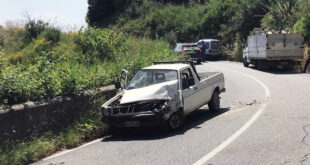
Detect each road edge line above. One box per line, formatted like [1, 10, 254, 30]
[193, 67, 271, 165]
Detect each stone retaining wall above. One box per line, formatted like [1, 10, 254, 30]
[0, 85, 116, 142]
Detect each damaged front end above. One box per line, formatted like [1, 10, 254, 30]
[101, 94, 180, 127]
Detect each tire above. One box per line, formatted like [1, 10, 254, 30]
[243, 58, 249, 67]
[196, 59, 202, 64]
[167, 112, 183, 131]
[208, 90, 220, 112]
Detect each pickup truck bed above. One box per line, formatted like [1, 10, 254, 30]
[198, 72, 221, 80]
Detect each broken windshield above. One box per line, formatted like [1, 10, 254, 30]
[127, 69, 178, 89]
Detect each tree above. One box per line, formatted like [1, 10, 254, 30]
[24, 19, 48, 42]
[202, 0, 271, 47]
[261, 0, 298, 32]
[86, 0, 203, 27]
[0, 26, 4, 48]
[86, 0, 132, 27]
[294, 0, 310, 42]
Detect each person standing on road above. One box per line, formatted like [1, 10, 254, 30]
[303, 49, 310, 73]
[200, 41, 206, 61]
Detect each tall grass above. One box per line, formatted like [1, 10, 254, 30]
[0, 27, 183, 107]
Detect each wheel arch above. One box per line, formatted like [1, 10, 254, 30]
[213, 86, 220, 94]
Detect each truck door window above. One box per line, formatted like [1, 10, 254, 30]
[205, 42, 210, 49]
[211, 42, 218, 49]
[181, 68, 195, 89]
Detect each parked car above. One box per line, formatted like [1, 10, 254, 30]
[174, 43, 189, 54]
[174, 43, 202, 64]
[243, 28, 304, 69]
[101, 61, 225, 131]
[197, 39, 222, 60]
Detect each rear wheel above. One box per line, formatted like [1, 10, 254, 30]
[167, 112, 183, 131]
[208, 90, 220, 111]
[243, 58, 249, 67]
[196, 59, 202, 64]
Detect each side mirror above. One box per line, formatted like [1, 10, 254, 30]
[114, 82, 121, 89]
[120, 69, 129, 89]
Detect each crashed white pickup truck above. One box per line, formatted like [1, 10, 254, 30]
[101, 61, 225, 131]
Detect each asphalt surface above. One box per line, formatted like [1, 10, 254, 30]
[34, 61, 310, 165]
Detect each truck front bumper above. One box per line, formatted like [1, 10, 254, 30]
[102, 112, 166, 128]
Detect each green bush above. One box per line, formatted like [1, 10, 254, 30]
[74, 27, 129, 63]
[24, 19, 48, 42]
[41, 27, 61, 44]
[7, 38, 53, 64]
[2, 27, 28, 55]
[120, 4, 204, 44]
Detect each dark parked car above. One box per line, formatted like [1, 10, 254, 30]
[174, 43, 202, 64]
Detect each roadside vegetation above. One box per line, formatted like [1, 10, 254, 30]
[0, 20, 182, 108]
[0, 19, 183, 164]
[88, 0, 310, 60]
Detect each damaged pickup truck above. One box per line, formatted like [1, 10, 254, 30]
[101, 61, 225, 131]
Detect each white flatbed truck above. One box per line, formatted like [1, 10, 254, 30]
[243, 29, 304, 69]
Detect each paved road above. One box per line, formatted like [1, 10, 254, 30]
[34, 61, 310, 165]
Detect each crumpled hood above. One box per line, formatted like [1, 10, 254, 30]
[120, 80, 179, 104]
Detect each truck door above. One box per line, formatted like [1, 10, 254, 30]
[181, 68, 201, 114]
[257, 34, 266, 59]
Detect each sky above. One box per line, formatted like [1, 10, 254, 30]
[0, 0, 88, 31]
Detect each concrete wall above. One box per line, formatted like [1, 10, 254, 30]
[0, 85, 116, 141]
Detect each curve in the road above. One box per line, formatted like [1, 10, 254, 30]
[193, 67, 271, 165]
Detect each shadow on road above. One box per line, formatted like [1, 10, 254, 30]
[101, 107, 230, 142]
[248, 65, 304, 75]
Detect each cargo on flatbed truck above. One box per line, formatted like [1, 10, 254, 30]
[243, 28, 304, 69]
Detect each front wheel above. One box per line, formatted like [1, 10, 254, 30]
[208, 90, 220, 111]
[167, 112, 183, 131]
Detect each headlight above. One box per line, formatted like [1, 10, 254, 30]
[101, 108, 110, 116]
[152, 101, 169, 113]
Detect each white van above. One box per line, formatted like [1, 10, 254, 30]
[197, 39, 222, 60]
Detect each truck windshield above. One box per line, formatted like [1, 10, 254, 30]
[127, 69, 178, 89]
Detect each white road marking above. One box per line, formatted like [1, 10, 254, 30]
[193, 66, 271, 165]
